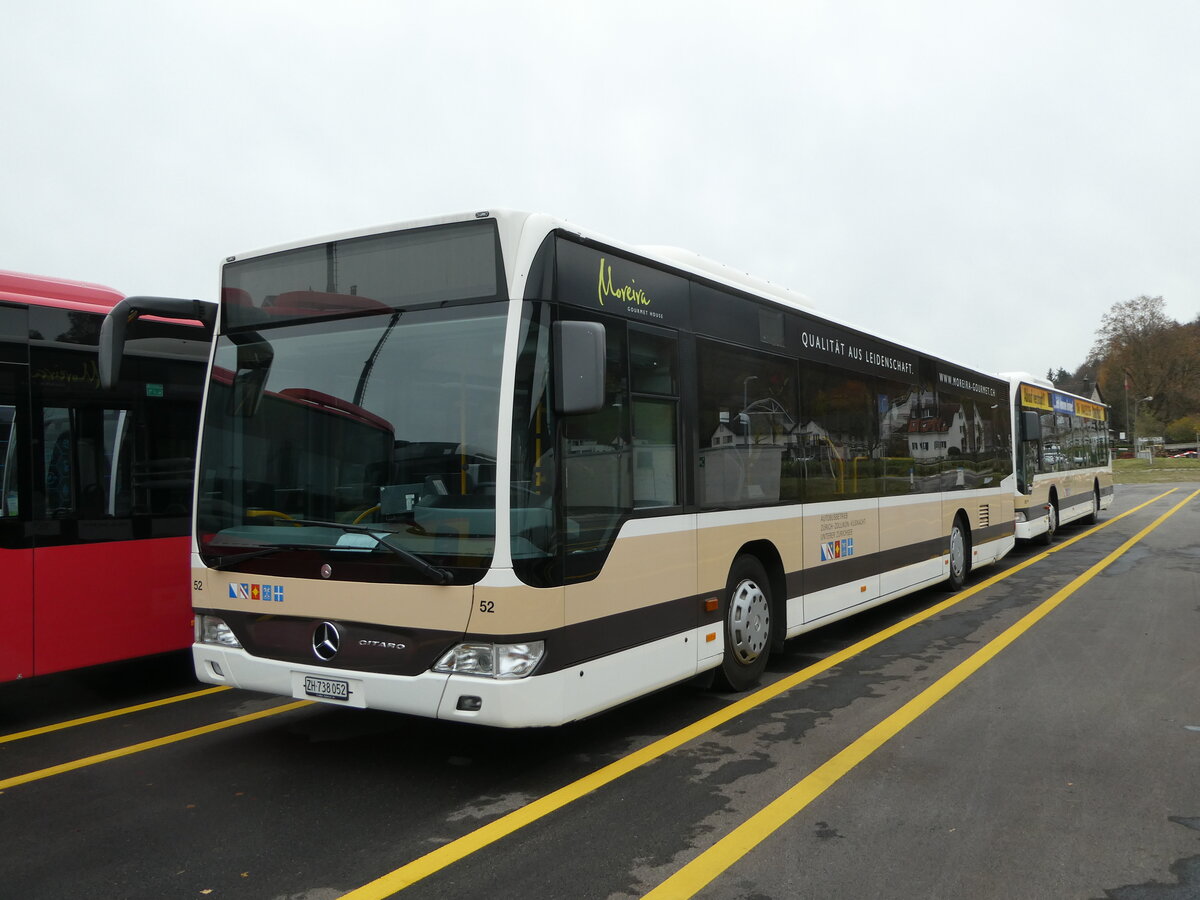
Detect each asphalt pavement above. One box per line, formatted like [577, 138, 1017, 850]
[1, 483, 1197, 900]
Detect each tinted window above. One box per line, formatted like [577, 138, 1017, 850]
[35, 378, 200, 535]
[697, 339, 798, 507]
[222, 220, 504, 330]
[510, 303, 557, 586]
[878, 373, 925, 495]
[560, 314, 632, 578]
[1035, 404, 1107, 472]
[934, 371, 1012, 488]
[798, 362, 879, 502]
[0, 368, 24, 528]
[198, 304, 508, 581]
[28, 339, 203, 542]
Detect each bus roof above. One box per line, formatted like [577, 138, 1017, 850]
[221, 210, 1006, 385]
[999, 371, 1055, 390]
[0, 270, 124, 313]
[221, 209, 819, 315]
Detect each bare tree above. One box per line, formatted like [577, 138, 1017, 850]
[1088, 295, 1200, 429]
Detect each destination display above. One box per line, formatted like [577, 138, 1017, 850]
[1020, 383, 1106, 421]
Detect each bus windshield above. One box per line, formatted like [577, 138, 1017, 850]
[197, 303, 508, 582]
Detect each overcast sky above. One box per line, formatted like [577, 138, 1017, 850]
[5, 1, 1199, 379]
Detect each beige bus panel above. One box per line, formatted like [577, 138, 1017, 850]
[940, 492, 1011, 533]
[696, 511, 804, 602]
[565, 526, 698, 625]
[879, 496, 942, 594]
[1017, 471, 1105, 513]
[469, 582, 566, 634]
[194, 568, 474, 632]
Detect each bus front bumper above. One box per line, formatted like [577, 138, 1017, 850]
[193, 643, 574, 728]
[1014, 506, 1050, 540]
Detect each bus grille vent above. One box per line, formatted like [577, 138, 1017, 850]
[978, 504, 990, 527]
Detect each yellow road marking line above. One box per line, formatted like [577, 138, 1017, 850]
[0, 686, 231, 745]
[339, 489, 1174, 898]
[642, 487, 1200, 899]
[0, 700, 312, 792]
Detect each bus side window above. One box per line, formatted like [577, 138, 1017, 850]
[697, 340, 799, 507]
[42, 408, 74, 515]
[0, 404, 16, 517]
[562, 320, 631, 518]
[632, 399, 677, 507]
[629, 328, 678, 508]
[795, 361, 876, 501]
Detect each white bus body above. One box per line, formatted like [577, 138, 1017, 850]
[1004, 373, 1114, 543]
[187, 210, 1016, 727]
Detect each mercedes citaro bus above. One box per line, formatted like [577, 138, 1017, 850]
[103, 211, 1016, 726]
[1004, 373, 1113, 543]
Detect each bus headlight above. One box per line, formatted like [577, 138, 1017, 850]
[197, 615, 242, 648]
[434, 641, 545, 679]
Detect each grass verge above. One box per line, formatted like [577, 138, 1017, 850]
[1113, 457, 1200, 484]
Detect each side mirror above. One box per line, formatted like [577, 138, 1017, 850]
[99, 296, 216, 389]
[1020, 410, 1042, 442]
[553, 321, 606, 415]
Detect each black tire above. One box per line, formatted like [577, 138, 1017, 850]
[714, 555, 773, 691]
[1037, 499, 1058, 546]
[946, 516, 971, 591]
[1083, 486, 1101, 525]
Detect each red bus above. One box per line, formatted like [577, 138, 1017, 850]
[0, 271, 212, 682]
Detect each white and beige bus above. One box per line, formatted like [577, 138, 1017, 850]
[1005, 374, 1113, 543]
[129, 210, 1016, 727]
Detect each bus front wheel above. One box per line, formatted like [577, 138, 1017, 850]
[946, 517, 971, 592]
[1038, 500, 1058, 546]
[715, 556, 773, 691]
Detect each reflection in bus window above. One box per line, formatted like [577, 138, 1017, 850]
[510, 303, 557, 583]
[561, 317, 631, 567]
[798, 363, 876, 502]
[630, 328, 678, 509]
[633, 398, 677, 507]
[0, 404, 16, 516]
[43, 407, 74, 515]
[697, 339, 798, 508]
[197, 305, 508, 582]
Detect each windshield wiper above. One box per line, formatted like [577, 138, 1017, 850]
[288, 518, 454, 585]
[205, 544, 307, 570]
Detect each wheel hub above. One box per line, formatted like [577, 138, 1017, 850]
[950, 527, 966, 579]
[729, 579, 770, 664]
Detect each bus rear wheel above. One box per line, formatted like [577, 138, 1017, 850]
[715, 556, 773, 692]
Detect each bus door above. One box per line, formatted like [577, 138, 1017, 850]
[30, 398, 194, 676]
[0, 350, 33, 681]
[559, 322, 696, 696]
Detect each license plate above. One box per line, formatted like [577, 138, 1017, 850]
[303, 674, 350, 701]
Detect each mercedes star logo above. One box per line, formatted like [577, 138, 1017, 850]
[312, 621, 341, 661]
